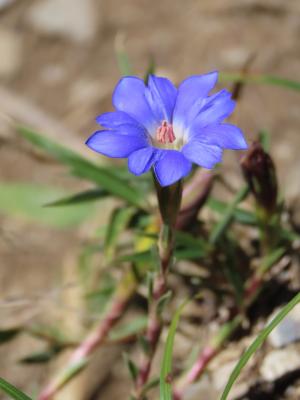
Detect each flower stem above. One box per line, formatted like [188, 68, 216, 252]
[174, 315, 241, 399]
[134, 180, 182, 399]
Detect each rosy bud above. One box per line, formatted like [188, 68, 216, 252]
[240, 141, 278, 214]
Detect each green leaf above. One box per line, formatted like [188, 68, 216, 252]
[109, 316, 148, 341]
[140, 377, 160, 396]
[104, 207, 135, 259]
[209, 185, 249, 244]
[175, 248, 206, 260]
[114, 35, 133, 76]
[116, 250, 156, 265]
[258, 246, 286, 276]
[45, 188, 108, 207]
[123, 353, 139, 381]
[220, 292, 300, 400]
[0, 328, 20, 344]
[175, 231, 208, 249]
[156, 291, 172, 316]
[144, 56, 156, 83]
[219, 72, 300, 92]
[17, 126, 145, 209]
[0, 377, 32, 400]
[207, 198, 256, 226]
[19, 347, 61, 364]
[117, 246, 206, 266]
[160, 300, 188, 400]
[221, 238, 244, 304]
[0, 182, 93, 228]
[258, 130, 270, 152]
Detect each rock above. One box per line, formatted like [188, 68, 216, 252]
[220, 47, 251, 68]
[260, 347, 300, 381]
[26, 0, 99, 44]
[268, 303, 300, 348]
[183, 375, 218, 400]
[212, 360, 237, 391]
[0, 0, 15, 10]
[0, 29, 22, 78]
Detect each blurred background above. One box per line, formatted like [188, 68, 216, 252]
[0, 0, 299, 399]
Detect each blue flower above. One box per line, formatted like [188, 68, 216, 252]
[86, 72, 247, 187]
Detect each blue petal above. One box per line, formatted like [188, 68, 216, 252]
[182, 140, 223, 169]
[193, 123, 248, 150]
[128, 147, 157, 175]
[173, 71, 218, 128]
[190, 89, 235, 129]
[154, 150, 192, 187]
[96, 111, 142, 129]
[112, 77, 156, 130]
[145, 75, 177, 123]
[86, 130, 148, 158]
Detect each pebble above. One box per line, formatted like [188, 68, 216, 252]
[184, 375, 218, 400]
[0, 0, 15, 10]
[268, 303, 300, 348]
[0, 29, 22, 78]
[26, 0, 99, 43]
[260, 347, 300, 381]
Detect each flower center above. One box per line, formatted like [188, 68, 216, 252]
[156, 120, 176, 144]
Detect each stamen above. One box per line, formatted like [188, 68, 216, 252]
[156, 120, 176, 144]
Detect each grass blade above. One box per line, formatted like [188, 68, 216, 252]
[104, 207, 135, 259]
[220, 291, 300, 400]
[114, 33, 133, 76]
[0, 377, 32, 400]
[219, 72, 300, 92]
[160, 300, 188, 400]
[45, 188, 108, 207]
[17, 126, 145, 209]
[209, 185, 249, 244]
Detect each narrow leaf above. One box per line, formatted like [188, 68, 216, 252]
[207, 198, 256, 226]
[220, 292, 300, 400]
[19, 348, 61, 364]
[160, 300, 188, 400]
[104, 207, 135, 259]
[209, 186, 249, 244]
[123, 353, 139, 381]
[109, 316, 147, 341]
[45, 188, 108, 207]
[219, 72, 300, 92]
[17, 126, 145, 209]
[0, 377, 32, 400]
[114, 34, 133, 76]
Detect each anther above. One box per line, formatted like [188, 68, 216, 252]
[156, 121, 176, 144]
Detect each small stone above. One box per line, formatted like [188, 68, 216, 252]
[0, 0, 15, 10]
[220, 47, 251, 68]
[184, 375, 218, 400]
[0, 29, 22, 78]
[268, 303, 300, 348]
[26, 0, 99, 44]
[260, 347, 300, 381]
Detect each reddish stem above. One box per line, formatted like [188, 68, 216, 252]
[174, 346, 217, 400]
[38, 299, 126, 400]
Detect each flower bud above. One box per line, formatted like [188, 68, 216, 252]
[240, 141, 278, 214]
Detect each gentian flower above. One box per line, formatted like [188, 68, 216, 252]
[86, 71, 247, 187]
